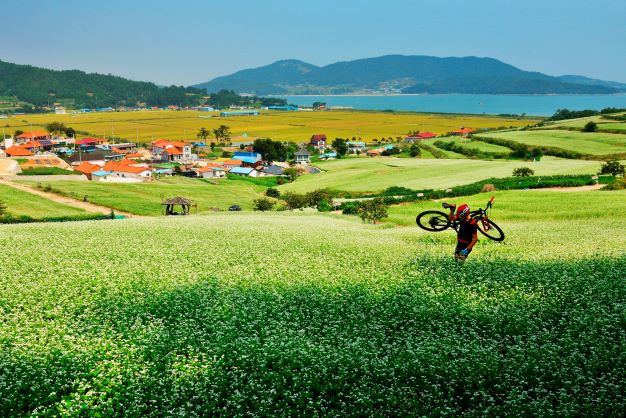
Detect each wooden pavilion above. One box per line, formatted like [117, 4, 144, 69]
[162, 196, 197, 215]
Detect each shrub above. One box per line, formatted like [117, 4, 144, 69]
[282, 192, 307, 211]
[340, 201, 360, 215]
[253, 197, 275, 212]
[582, 121, 598, 132]
[513, 167, 535, 177]
[599, 160, 625, 176]
[305, 189, 334, 209]
[43, 184, 52, 192]
[0, 199, 6, 216]
[602, 177, 626, 190]
[317, 199, 332, 212]
[284, 167, 300, 182]
[409, 144, 421, 157]
[481, 184, 496, 193]
[357, 198, 388, 223]
[276, 177, 286, 185]
[266, 188, 281, 198]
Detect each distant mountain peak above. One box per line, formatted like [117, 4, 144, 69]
[192, 55, 619, 95]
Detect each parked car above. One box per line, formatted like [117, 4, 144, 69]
[229, 204, 242, 212]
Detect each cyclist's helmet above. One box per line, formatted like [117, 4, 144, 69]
[457, 204, 470, 217]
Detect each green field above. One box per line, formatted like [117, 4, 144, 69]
[542, 114, 626, 131]
[18, 177, 268, 215]
[478, 130, 626, 155]
[0, 183, 87, 219]
[279, 157, 601, 193]
[455, 139, 513, 153]
[1, 190, 624, 415]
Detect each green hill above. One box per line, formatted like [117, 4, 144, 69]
[0, 59, 205, 110]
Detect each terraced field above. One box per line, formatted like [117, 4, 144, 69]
[279, 157, 601, 193]
[2, 109, 535, 143]
[1, 190, 624, 416]
[478, 130, 626, 156]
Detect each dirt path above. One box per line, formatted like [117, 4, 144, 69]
[0, 178, 139, 217]
[526, 184, 604, 192]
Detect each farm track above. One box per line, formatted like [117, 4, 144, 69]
[0, 178, 139, 217]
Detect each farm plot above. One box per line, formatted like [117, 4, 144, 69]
[0, 183, 88, 219]
[0, 190, 624, 416]
[2, 109, 536, 144]
[279, 157, 601, 193]
[478, 129, 626, 155]
[17, 177, 267, 215]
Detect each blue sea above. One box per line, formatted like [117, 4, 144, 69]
[274, 94, 626, 117]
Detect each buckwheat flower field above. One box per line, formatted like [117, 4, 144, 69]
[0, 191, 624, 416]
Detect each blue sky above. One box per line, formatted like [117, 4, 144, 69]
[4, 0, 625, 85]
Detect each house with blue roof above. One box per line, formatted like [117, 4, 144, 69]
[91, 170, 112, 181]
[229, 167, 258, 177]
[233, 151, 262, 166]
[319, 151, 337, 160]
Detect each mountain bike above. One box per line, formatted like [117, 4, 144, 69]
[415, 196, 505, 241]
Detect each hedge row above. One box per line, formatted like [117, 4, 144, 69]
[474, 135, 585, 160]
[0, 213, 114, 224]
[416, 142, 447, 158]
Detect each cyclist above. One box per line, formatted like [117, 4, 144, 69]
[442, 203, 478, 260]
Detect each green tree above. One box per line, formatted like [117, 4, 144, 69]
[253, 138, 287, 163]
[197, 127, 210, 140]
[410, 144, 421, 157]
[46, 121, 68, 135]
[513, 167, 535, 177]
[14, 129, 24, 137]
[282, 192, 306, 211]
[266, 188, 281, 198]
[357, 198, 388, 223]
[213, 125, 231, 143]
[284, 167, 300, 182]
[582, 121, 598, 132]
[254, 197, 275, 211]
[332, 138, 348, 157]
[599, 160, 625, 176]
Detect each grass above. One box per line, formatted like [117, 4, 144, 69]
[478, 130, 626, 155]
[1, 109, 536, 144]
[17, 167, 80, 176]
[0, 190, 624, 415]
[0, 183, 87, 218]
[18, 176, 267, 215]
[278, 157, 602, 193]
[455, 139, 513, 153]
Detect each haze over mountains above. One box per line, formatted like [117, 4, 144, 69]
[194, 55, 626, 95]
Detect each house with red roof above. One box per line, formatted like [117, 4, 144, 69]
[310, 134, 327, 151]
[151, 139, 193, 162]
[5, 145, 33, 157]
[73, 161, 103, 179]
[451, 127, 475, 137]
[404, 132, 437, 143]
[15, 130, 50, 145]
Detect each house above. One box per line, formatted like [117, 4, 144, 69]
[91, 170, 112, 181]
[404, 132, 437, 143]
[367, 148, 382, 157]
[318, 151, 337, 160]
[106, 162, 153, 180]
[268, 105, 298, 111]
[232, 151, 262, 166]
[310, 134, 327, 151]
[222, 159, 243, 171]
[451, 127, 475, 137]
[219, 110, 259, 117]
[15, 130, 50, 145]
[76, 137, 106, 147]
[197, 166, 225, 179]
[229, 167, 256, 177]
[261, 165, 285, 176]
[5, 145, 33, 157]
[20, 140, 43, 152]
[347, 141, 366, 153]
[295, 149, 311, 164]
[65, 150, 123, 164]
[152, 139, 193, 162]
[73, 161, 103, 179]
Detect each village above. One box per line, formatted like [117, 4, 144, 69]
[0, 127, 477, 180]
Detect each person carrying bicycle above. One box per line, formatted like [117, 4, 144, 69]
[442, 203, 478, 260]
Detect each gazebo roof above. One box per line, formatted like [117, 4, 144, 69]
[162, 196, 194, 205]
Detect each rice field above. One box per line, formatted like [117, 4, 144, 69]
[1, 190, 624, 416]
[1, 109, 536, 143]
[477, 129, 626, 155]
[279, 157, 602, 193]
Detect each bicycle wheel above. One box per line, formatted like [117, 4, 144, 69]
[416, 210, 451, 232]
[477, 218, 505, 241]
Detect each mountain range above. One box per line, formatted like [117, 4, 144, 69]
[194, 55, 626, 95]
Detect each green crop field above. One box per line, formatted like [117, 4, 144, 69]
[478, 130, 626, 155]
[0, 183, 87, 219]
[455, 139, 513, 153]
[1, 190, 624, 416]
[18, 177, 268, 215]
[1, 109, 535, 144]
[279, 157, 601, 193]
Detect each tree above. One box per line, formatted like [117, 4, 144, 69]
[284, 167, 300, 182]
[332, 138, 348, 157]
[599, 160, 625, 176]
[197, 127, 210, 140]
[282, 192, 306, 211]
[46, 121, 67, 136]
[253, 138, 287, 163]
[266, 188, 281, 198]
[14, 129, 23, 138]
[0, 199, 7, 217]
[582, 121, 598, 132]
[410, 144, 421, 157]
[305, 189, 333, 209]
[312, 101, 326, 109]
[254, 197, 275, 211]
[513, 167, 534, 177]
[213, 125, 231, 143]
[357, 198, 387, 223]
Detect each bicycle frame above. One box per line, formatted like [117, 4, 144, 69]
[451, 196, 495, 231]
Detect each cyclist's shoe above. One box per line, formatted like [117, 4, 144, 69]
[442, 203, 456, 210]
